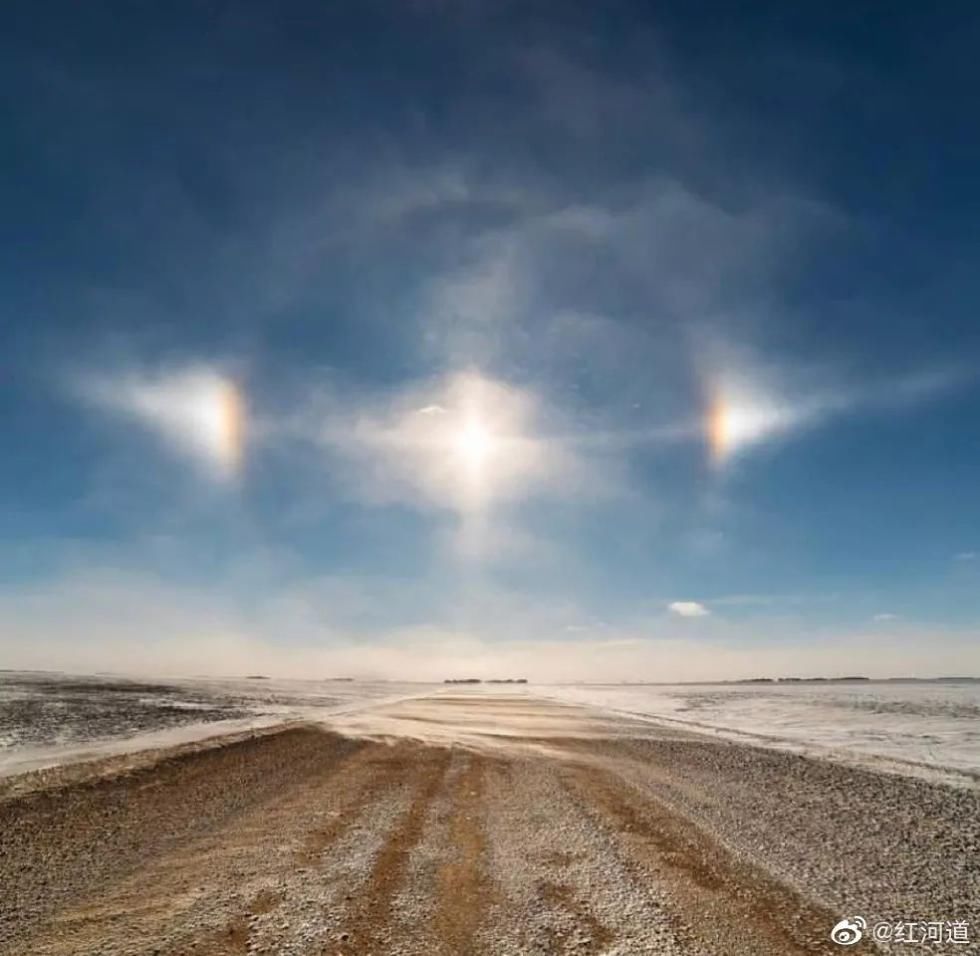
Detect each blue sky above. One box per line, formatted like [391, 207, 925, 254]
[2, 2, 979, 680]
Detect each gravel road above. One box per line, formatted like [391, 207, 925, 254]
[1, 693, 977, 955]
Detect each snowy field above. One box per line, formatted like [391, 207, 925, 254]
[542, 680, 980, 784]
[2, 671, 978, 786]
[0, 671, 435, 777]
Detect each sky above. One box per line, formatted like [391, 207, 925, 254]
[2, 2, 980, 681]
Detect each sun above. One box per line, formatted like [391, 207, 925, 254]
[454, 418, 494, 472]
[397, 370, 547, 516]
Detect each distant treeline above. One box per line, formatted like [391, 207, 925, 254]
[732, 676, 870, 684]
[443, 678, 528, 684]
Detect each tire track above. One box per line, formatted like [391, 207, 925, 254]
[0, 728, 360, 956]
[296, 744, 419, 867]
[198, 888, 284, 956]
[432, 752, 493, 954]
[10, 735, 386, 956]
[561, 763, 875, 955]
[535, 880, 615, 955]
[479, 759, 685, 956]
[187, 742, 434, 956]
[329, 746, 452, 956]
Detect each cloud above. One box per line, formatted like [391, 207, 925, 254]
[873, 613, 900, 622]
[668, 600, 711, 618]
[709, 592, 837, 608]
[77, 365, 245, 480]
[441, 515, 555, 564]
[417, 174, 835, 377]
[954, 551, 977, 561]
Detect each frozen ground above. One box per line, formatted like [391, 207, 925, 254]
[0, 671, 435, 777]
[0, 673, 252, 750]
[2, 672, 978, 787]
[542, 680, 980, 786]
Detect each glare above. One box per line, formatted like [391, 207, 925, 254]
[381, 370, 549, 515]
[316, 370, 556, 529]
[454, 418, 494, 471]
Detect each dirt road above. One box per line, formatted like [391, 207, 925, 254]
[2, 693, 976, 955]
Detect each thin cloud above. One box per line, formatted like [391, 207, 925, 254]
[708, 592, 837, 608]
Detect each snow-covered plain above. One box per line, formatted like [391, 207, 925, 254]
[541, 680, 980, 785]
[2, 672, 978, 787]
[0, 672, 436, 777]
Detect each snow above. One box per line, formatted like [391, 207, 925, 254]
[540, 680, 980, 785]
